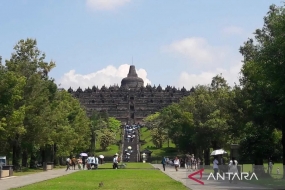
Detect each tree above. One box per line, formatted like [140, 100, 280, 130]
[239, 3, 285, 177]
[99, 128, 116, 151]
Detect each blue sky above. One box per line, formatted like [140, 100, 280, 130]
[0, 0, 283, 90]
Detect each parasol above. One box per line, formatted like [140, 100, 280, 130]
[80, 153, 88, 157]
[210, 149, 227, 156]
[99, 155, 104, 159]
[128, 146, 132, 150]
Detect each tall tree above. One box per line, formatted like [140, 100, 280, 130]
[239, 4, 285, 178]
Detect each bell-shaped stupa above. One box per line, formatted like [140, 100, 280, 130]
[121, 65, 144, 89]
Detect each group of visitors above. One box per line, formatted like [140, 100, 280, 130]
[125, 124, 137, 143]
[161, 154, 201, 172]
[213, 156, 239, 183]
[66, 154, 102, 171]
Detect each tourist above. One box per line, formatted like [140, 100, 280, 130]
[82, 156, 86, 170]
[228, 157, 238, 184]
[71, 156, 77, 170]
[186, 157, 191, 170]
[197, 158, 201, 169]
[77, 157, 82, 170]
[65, 157, 71, 171]
[113, 154, 119, 169]
[269, 160, 273, 174]
[95, 155, 99, 169]
[87, 155, 92, 170]
[213, 156, 219, 178]
[90, 155, 96, 169]
[161, 156, 166, 171]
[174, 157, 180, 172]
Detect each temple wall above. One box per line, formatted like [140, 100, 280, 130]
[69, 86, 192, 123]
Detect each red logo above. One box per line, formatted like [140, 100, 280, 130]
[188, 168, 204, 185]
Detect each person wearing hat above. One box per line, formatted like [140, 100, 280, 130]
[113, 154, 119, 169]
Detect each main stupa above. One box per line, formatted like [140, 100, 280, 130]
[121, 65, 144, 89]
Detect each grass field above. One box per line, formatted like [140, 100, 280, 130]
[12, 163, 187, 190]
[139, 127, 178, 157]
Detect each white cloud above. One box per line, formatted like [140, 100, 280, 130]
[86, 0, 131, 10]
[175, 62, 242, 88]
[163, 37, 243, 88]
[58, 64, 151, 90]
[222, 26, 244, 36]
[163, 37, 229, 68]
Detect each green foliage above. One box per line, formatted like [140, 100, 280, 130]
[99, 128, 116, 151]
[108, 117, 121, 133]
[0, 38, 91, 167]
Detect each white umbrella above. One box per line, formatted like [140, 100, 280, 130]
[126, 153, 130, 155]
[127, 135, 131, 138]
[99, 155, 104, 159]
[80, 153, 88, 157]
[128, 146, 132, 150]
[211, 149, 227, 156]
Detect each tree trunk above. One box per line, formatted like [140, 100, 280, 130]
[29, 153, 37, 169]
[91, 131, 95, 154]
[204, 148, 210, 165]
[281, 118, 285, 179]
[53, 144, 58, 165]
[41, 147, 46, 164]
[254, 157, 267, 177]
[22, 149, 28, 167]
[12, 138, 21, 170]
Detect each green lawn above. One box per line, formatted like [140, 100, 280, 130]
[98, 162, 154, 169]
[140, 127, 178, 157]
[13, 165, 188, 190]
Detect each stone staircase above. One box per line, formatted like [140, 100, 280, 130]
[122, 125, 140, 162]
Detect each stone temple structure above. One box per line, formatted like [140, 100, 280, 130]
[68, 65, 193, 124]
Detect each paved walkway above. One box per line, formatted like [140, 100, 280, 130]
[0, 169, 79, 190]
[152, 164, 270, 190]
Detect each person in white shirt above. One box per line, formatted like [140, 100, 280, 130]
[65, 157, 71, 171]
[87, 156, 92, 170]
[113, 154, 118, 169]
[90, 155, 96, 169]
[213, 156, 219, 177]
[174, 157, 180, 171]
[228, 157, 238, 183]
[94, 155, 99, 169]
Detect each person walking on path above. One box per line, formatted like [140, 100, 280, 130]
[213, 156, 219, 178]
[174, 157, 180, 172]
[71, 156, 77, 170]
[229, 157, 238, 184]
[161, 156, 166, 171]
[82, 156, 86, 170]
[65, 157, 71, 171]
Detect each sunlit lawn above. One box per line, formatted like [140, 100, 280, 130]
[99, 162, 154, 169]
[13, 167, 188, 190]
